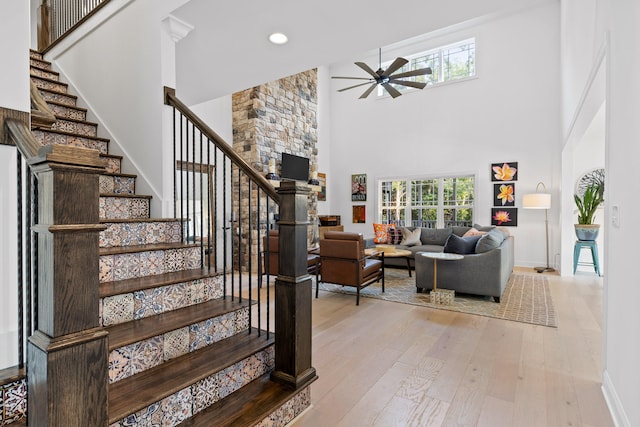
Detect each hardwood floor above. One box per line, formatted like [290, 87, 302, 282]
[292, 267, 612, 427]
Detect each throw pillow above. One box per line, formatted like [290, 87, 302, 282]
[473, 223, 496, 232]
[444, 234, 482, 254]
[387, 227, 404, 245]
[373, 223, 392, 244]
[400, 227, 421, 246]
[475, 228, 506, 253]
[463, 227, 487, 237]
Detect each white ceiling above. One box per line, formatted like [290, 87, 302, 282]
[172, 0, 552, 105]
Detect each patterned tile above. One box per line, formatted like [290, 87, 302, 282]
[184, 247, 202, 270]
[100, 175, 115, 194]
[160, 388, 192, 427]
[255, 387, 311, 427]
[102, 293, 134, 326]
[103, 157, 121, 174]
[189, 279, 205, 304]
[2, 379, 27, 424]
[163, 283, 189, 312]
[192, 375, 218, 414]
[134, 287, 164, 320]
[163, 249, 183, 274]
[217, 363, 244, 400]
[235, 307, 250, 333]
[114, 176, 136, 194]
[113, 253, 141, 281]
[100, 254, 114, 282]
[189, 319, 215, 352]
[121, 402, 162, 427]
[163, 327, 189, 361]
[140, 250, 163, 277]
[109, 346, 132, 383]
[130, 336, 164, 376]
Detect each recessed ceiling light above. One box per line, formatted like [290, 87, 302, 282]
[269, 32, 288, 45]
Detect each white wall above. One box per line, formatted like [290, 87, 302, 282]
[601, 1, 640, 425]
[327, 3, 561, 269]
[44, 0, 189, 215]
[0, 0, 30, 369]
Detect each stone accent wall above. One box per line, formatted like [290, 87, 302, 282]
[232, 69, 318, 271]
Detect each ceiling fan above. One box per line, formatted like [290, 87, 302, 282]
[332, 48, 432, 99]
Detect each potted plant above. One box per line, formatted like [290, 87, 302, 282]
[574, 182, 604, 240]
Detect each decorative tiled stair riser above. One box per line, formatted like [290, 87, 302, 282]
[0, 379, 27, 426]
[43, 103, 86, 121]
[29, 58, 50, 70]
[31, 76, 67, 93]
[108, 306, 250, 383]
[102, 156, 123, 174]
[99, 246, 202, 283]
[100, 221, 182, 248]
[99, 175, 136, 195]
[108, 346, 275, 427]
[50, 118, 97, 136]
[32, 129, 109, 153]
[255, 387, 311, 427]
[37, 88, 77, 106]
[99, 196, 150, 220]
[100, 276, 224, 326]
[29, 67, 59, 81]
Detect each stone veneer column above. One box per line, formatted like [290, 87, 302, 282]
[232, 69, 318, 271]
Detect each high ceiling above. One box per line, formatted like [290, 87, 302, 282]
[172, 0, 552, 105]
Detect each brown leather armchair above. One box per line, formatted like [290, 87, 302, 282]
[318, 231, 384, 305]
[262, 230, 320, 282]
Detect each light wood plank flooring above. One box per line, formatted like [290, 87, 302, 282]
[292, 267, 612, 427]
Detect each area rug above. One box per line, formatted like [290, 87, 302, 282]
[317, 270, 557, 327]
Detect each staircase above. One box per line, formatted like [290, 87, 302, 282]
[26, 50, 311, 427]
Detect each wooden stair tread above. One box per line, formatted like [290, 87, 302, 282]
[99, 242, 199, 256]
[105, 297, 251, 350]
[100, 152, 123, 160]
[100, 192, 152, 199]
[100, 217, 185, 224]
[101, 171, 137, 179]
[100, 268, 214, 298]
[36, 86, 78, 100]
[53, 115, 98, 127]
[30, 74, 68, 87]
[181, 373, 316, 427]
[34, 126, 110, 142]
[108, 328, 273, 423]
[44, 99, 87, 112]
[30, 64, 59, 75]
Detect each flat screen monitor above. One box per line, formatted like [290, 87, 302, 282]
[281, 153, 309, 181]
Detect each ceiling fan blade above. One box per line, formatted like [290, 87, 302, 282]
[355, 62, 379, 78]
[390, 67, 432, 79]
[359, 83, 378, 99]
[381, 57, 408, 77]
[331, 76, 373, 80]
[338, 81, 375, 92]
[387, 79, 427, 89]
[382, 83, 402, 98]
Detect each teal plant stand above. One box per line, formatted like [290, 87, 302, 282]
[573, 240, 601, 276]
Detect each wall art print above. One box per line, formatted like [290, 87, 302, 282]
[351, 174, 367, 202]
[491, 162, 518, 182]
[494, 183, 515, 206]
[491, 208, 518, 227]
[352, 205, 366, 223]
[317, 172, 326, 201]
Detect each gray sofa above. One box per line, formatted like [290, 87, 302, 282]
[366, 225, 514, 302]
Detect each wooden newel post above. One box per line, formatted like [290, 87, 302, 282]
[27, 145, 109, 426]
[37, 0, 51, 52]
[271, 181, 318, 389]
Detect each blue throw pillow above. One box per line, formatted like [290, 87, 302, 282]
[475, 228, 506, 253]
[443, 234, 482, 254]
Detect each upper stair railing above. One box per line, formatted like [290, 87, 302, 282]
[164, 87, 317, 390]
[37, 0, 111, 52]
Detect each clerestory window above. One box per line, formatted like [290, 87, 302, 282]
[379, 38, 476, 96]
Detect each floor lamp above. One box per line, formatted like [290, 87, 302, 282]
[523, 182, 555, 273]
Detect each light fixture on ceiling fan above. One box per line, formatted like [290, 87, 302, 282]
[331, 48, 432, 99]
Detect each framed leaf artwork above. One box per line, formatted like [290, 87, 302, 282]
[494, 183, 515, 206]
[491, 162, 518, 181]
[491, 208, 518, 227]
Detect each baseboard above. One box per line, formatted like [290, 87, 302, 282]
[602, 369, 631, 427]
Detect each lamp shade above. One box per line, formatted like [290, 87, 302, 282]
[522, 192, 551, 209]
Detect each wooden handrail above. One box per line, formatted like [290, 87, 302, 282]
[163, 86, 280, 204]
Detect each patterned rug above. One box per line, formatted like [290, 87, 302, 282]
[317, 269, 557, 327]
